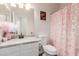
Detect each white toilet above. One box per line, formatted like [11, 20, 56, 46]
[38, 35, 57, 56]
[43, 44, 57, 56]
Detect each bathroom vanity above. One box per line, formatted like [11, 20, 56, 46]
[0, 4, 39, 56]
[0, 37, 40, 56]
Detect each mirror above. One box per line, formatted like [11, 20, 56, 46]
[11, 7, 35, 36]
[0, 4, 35, 40]
[0, 4, 10, 22]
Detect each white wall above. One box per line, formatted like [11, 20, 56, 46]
[32, 3, 60, 36]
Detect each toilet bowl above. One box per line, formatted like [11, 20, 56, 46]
[43, 44, 57, 56]
[38, 35, 57, 56]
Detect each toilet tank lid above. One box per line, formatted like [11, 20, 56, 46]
[38, 35, 48, 37]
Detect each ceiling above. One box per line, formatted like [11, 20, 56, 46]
[0, 3, 69, 14]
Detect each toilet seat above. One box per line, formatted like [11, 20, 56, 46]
[43, 45, 57, 55]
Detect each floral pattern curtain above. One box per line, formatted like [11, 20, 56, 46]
[50, 4, 79, 56]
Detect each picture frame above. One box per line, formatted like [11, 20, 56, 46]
[40, 11, 46, 20]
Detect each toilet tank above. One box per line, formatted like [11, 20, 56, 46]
[38, 35, 48, 45]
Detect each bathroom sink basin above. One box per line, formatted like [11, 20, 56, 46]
[0, 37, 40, 48]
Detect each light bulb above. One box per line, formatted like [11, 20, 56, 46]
[18, 3, 24, 8]
[4, 4, 10, 11]
[25, 3, 31, 10]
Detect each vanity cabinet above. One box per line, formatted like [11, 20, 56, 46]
[0, 41, 39, 56]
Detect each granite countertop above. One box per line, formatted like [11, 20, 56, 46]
[0, 37, 41, 48]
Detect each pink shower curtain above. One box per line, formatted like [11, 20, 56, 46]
[50, 4, 79, 56]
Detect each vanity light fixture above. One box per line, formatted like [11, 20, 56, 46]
[5, 4, 10, 11]
[10, 3, 16, 7]
[25, 3, 32, 10]
[0, 3, 4, 5]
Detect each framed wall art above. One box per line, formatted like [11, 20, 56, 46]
[40, 11, 46, 20]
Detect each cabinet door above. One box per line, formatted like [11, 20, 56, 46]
[0, 45, 20, 56]
[0, 42, 39, 56]
[19, 42, 39, 56]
